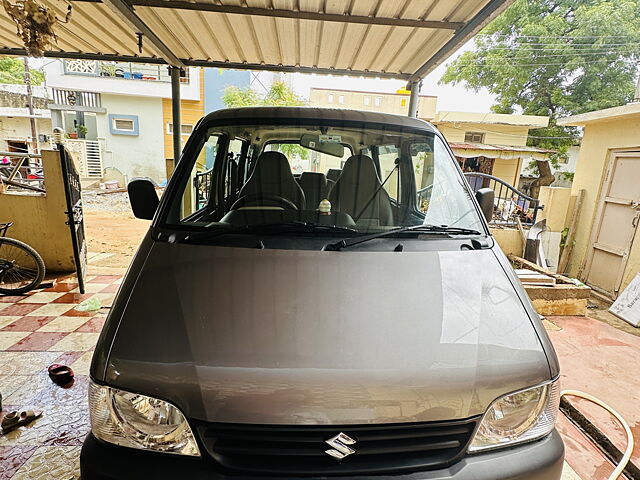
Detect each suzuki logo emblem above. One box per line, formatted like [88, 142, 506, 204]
[324, 432, 356, 459]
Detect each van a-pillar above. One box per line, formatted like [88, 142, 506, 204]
[170, 66, 183, 163]
[407, 80, 422, 118]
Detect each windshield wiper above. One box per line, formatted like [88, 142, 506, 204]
[180, 221, 358, 243]
[323, 224, 482, 251]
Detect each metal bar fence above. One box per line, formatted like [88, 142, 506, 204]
[417, 172, 542, 227]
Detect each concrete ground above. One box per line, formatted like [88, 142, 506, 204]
[546, 315, 640, 479]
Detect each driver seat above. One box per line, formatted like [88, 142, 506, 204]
[237, 151, 305, 209]
[328, 154, 394, 225]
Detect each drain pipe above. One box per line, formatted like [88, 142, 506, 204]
[170, 66, 183, 164]
[407, 80, 421, 118]
[560, 390, 634, 480]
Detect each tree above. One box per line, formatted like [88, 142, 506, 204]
[0, 57, 44, 84]
[223, 80, 309, 159]
[441, 0, 640, 166]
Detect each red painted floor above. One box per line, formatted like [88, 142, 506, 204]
[548, 315, 640, 480]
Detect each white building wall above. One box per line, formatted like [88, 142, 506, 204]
[96, 94, 165, 184]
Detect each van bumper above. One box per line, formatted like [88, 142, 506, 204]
[81, 429, 564, 480]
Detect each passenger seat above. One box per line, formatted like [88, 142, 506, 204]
[297, 172, 329, 210]
[326, 169, 342, 183]
[328, 155, 394, 225]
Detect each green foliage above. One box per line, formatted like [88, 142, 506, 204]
[275, 143, 309, 160]
[221, 85, 262, 107]
[0, 57, 44, 84]
[223, 80, 309, 159]
[222, 80, 306, 108]
[76, 124, 88, 137]
[560, 171, 575, 182]
[441, 0, 640, 149]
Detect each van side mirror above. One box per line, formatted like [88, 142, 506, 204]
[128, 179, 159, 220]
[475, 188, 494, 223]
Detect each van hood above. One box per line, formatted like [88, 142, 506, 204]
[104, 242, 551, 425]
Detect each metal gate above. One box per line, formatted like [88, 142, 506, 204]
[58, 143, 87, 294]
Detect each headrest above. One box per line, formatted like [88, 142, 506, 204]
[337, 155, 379, 185]
[326, 168, 342, 183]
[300, 171, 327, 184]
[251, 151, 293, 183]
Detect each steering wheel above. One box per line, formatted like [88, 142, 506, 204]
[231, 193, 298, 211]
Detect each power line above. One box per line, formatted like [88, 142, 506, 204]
[454, 58, 636, 67]
[476, 34, 637, 39]
[473, 51, 640, 59]
[475, 45, 640, 51]
[475, 42, 640, 48]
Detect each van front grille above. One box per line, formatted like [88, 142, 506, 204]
[195, 418, 479, 476]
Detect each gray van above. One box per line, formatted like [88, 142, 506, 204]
[81, 107, 563, 479]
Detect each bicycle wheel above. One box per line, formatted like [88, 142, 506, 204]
[0, 237, 46, 295]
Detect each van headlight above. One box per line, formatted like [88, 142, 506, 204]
[468, 379, 560, 453]
[89, 381, 200, 456]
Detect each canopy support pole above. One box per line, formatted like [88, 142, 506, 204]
[407, 80, 421, 118]
[170, 66, 182, 163]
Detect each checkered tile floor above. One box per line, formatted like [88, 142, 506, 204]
[0, 274, 121, 480]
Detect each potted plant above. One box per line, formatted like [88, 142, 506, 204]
[77, 124, 88, 139]
[67, 131, 78, 139]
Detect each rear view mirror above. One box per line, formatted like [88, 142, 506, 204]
[300, 134, 345, 157]
[128, 179, 159, 220]
[475, 188, 494, 223]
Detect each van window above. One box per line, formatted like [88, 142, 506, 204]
[181, 134, 221, 217]
[377, 144, 399, 201]
[264, 142, 352, 176]
[163, 122, 483, 242]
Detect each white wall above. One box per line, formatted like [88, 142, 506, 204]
[44, 61, 200, 101]
[96, 94, 165, 183]
[0, 116, 52, 152]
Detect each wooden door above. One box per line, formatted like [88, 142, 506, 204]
[584, 152, 640, 296]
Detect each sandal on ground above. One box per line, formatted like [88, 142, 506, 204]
[48, 364, 75, 387]
[1, 410, 43, 434]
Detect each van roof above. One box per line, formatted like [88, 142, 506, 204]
[202, 106, 437, 132]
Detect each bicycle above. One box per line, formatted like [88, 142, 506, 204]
[0, 222, 46, 295]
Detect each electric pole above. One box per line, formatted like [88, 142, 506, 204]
[23, 57, 39, 154]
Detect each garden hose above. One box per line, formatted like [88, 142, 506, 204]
[560, 390, 634, 480]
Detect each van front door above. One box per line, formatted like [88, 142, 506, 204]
[584, 151, 640, 296]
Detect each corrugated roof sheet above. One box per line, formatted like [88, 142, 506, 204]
[0, 0, 514, 80]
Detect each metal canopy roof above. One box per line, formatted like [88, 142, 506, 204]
[0, 0, 513, 81]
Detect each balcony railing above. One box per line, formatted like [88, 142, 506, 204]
[51, 88, 101, 108]
[63, 59, 189, 83]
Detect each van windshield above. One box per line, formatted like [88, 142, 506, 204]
[162, 120, 483, 238]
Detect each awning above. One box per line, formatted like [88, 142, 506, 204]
[449, 142, 555, 161]
[0, 0, 514, 81]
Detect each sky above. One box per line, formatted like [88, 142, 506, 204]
[265, 41, 497, 113]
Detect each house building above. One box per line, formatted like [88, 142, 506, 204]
[44, 60, 204, 184]
[310, 87, 438, 119]
[0, 85, 52, 154]
[557, 102, 640, 298]
[308, 88, 550, 188]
